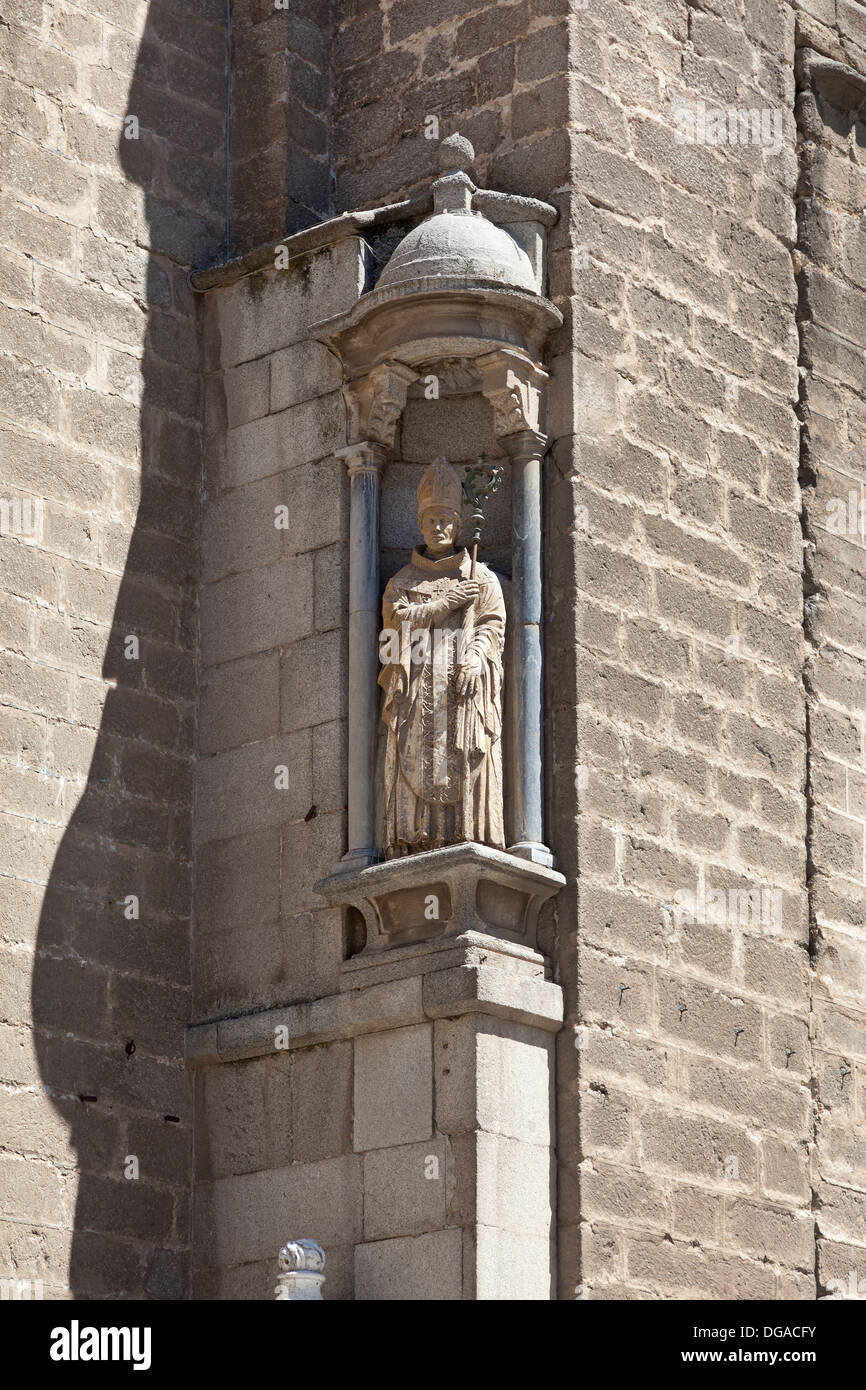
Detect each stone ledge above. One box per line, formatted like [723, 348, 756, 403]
[190, 190, 558, 294]
[189, 200, 428, 292]
[340, 927, 550, 991]
[185, 942, 563, 1068]
[315, 841, 565, 953]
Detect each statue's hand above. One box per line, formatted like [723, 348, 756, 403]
[455, 657, 482, 699]
[447, 579, 481, 610]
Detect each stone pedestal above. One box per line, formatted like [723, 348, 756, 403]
[309, 848, 565, 1298]
[315, 842, 564, 953]
[188, 931, 563, 1300]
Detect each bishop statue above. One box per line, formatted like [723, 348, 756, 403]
[378, 457, 506, 857]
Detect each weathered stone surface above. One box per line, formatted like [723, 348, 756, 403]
[362, 1138, 448, 1241]
[194, 1156, 362, 1269]
[354, 1228, 462, 1302]
[353, 1024, 433, 1152]
[0, 0, 223, 1300]
[5, 0, 864, 1307]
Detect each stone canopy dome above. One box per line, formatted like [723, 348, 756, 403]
[377, 206, 537, 293]
[375, 132, 539, 295]
[312, 132, 562, 397]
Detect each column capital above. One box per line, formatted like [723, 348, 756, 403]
[499, 428, 548, 462]
[343, 359, 418, 451]
[476, 347, 548, 441]
[335, 440, 389, 479]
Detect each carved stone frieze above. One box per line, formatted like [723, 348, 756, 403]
[407, 357, 484, 397]
[315, 842, 565, 953]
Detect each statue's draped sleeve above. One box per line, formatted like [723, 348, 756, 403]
[378, 575, 455, 729]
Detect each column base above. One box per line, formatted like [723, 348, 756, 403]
[507, 840, 555, 868]
[332, 846, 381, 875]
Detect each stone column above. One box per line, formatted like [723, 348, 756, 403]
[479, 349, 553, 867]
[334, 359, 416, 870]
[334, 440, 386, 870]
[503, 428, 551, 865]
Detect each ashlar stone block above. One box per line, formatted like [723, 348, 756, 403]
[362, 1137, 448, 1241]
[354, 1228, 462, 1301]
[353, 1023, 432, 1151]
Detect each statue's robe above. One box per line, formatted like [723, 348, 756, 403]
[378, 546, 506, 856]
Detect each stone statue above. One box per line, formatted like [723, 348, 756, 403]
[378, 458, 506, 856]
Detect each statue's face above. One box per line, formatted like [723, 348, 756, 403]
[420, 508, 459, 557]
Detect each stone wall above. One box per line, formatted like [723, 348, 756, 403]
[548, 0, 813, 1300]
[546, 0, 866, 1302]
[228, 0, 331, 252]
[195, 240, 355, 1027]
[193, 239, 356, 1297]
[794, 1, 866, 1295]
[228, 0, 566, 249]
[331, 0, 567, 212]
[0, 0, 223, 1298]
[3, 0, 866, 1303]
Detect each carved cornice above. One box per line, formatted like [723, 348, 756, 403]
[314, 842, 565, 955]
[500, 428, 549, 463]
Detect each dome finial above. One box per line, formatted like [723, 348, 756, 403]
[438, 133, 475, 174]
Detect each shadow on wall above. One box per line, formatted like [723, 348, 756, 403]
[30, 0, 224, 1299]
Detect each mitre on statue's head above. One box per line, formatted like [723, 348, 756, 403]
[417, 456, 463, 524]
